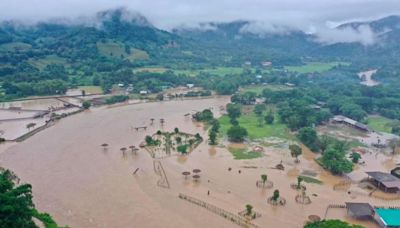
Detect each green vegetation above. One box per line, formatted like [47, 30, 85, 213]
[367, 116, 393, 133]
[319, 146, 353, 174]
[82, 101, 91, 109]
[105, 95, 129, 104]
[298, 175, 323, 185]
[97, 41, 149, 61]
[298, 127, 319, 152]
[77, 86, 103, 94]
[219, 114, 293, 140]
[284, 62, 348, 74]
[145, 135, 160, 146]
[0, 42, 32, 51]
[0, 169, 63, 228]
[242, 84, 292, 95]
[228, 146, 262, 160]
[177, 144, 188, 154]
[227, 125, 248, 142]
[304, 219, 363, 228]
[289, 144, 302, 162]
[193, 109, 214, 122]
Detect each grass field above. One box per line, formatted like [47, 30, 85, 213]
[28, 55, 68, 70]
[174, 67, 246, 77]
[284, 62, 349, 74]
[77, 86, 103, 94]
[97, 41, 149, 61]
[299, 175, 323, 184]
[242, 84, 293, 95]
[0, 42, 32, 52]
[219, 113, 294, 140]
[133, 67, 168, 74]
[367, 115, 394, 133]
[227, 146, 263, 160]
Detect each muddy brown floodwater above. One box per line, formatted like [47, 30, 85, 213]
[0, 97, 397, 228]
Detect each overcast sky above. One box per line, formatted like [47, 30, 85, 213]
[1, 0, 399, 44]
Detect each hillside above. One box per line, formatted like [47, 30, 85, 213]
[0, 10, 400, 100]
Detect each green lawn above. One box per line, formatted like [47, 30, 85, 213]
[77, 86, 103, 94]
[133, 66, 168, 74]
[174, 67, 246, 77]
[28, 55, 68, 70]
[219, 113, 294, 140]
[97, 41, 149, 61]
[284, 62, 349, 74]
[367, 115, 394, 133]
[242, 84, 293, 95]
[227, 147, 263, 160]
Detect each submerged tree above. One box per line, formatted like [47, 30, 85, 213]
[261, 174, 268, 186]
[245, 204, 253, 216]
[289, 144, 302, 163]
[272, 189, 280, 201]
[297, 176, 303, 190]
[209, 130, 217, 145]
[26, 123, 36, 131]
[350, 152, 361, 163]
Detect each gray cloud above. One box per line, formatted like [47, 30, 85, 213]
[0, 0, 399, 44]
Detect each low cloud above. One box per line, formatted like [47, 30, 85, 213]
[0, 0, 399, 45]
[312, 25, 377, 45]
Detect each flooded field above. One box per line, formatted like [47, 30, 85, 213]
[0, 98, 83, 140]
[0, 97, 398, 228]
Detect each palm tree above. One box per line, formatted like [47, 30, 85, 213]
[261, 174, 268, 186]
[150, 118, 155, 125]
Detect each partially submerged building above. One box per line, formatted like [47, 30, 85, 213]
[346, 202, 400, 228]
[346, 202, 375, 220]
[332, 115, 369, 132]
[366, 171, 400, 193]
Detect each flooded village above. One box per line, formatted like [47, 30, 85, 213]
[0, 79, 399, 228]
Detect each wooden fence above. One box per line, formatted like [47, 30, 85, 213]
[178, 193, 259, 228]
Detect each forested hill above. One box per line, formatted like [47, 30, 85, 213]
[0, 9, 400, 100]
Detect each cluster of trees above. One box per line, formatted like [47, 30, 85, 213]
[105, 95, 129, 104]
[225, 103, 248, 142]
[208, 120, 220, 145]
[145, 136, 160, 146]
[252, 104, 274, 126]
[297, 127, 354, 174]
[262, 89, 331, 130]
[231, 91, 256, 105]
[193, 109, 214, 122]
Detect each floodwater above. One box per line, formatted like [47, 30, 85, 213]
[358, 70, 379, 87]
[0, 97, 397, 228]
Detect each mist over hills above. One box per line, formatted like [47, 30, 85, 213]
[0, 8, 400, 100]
